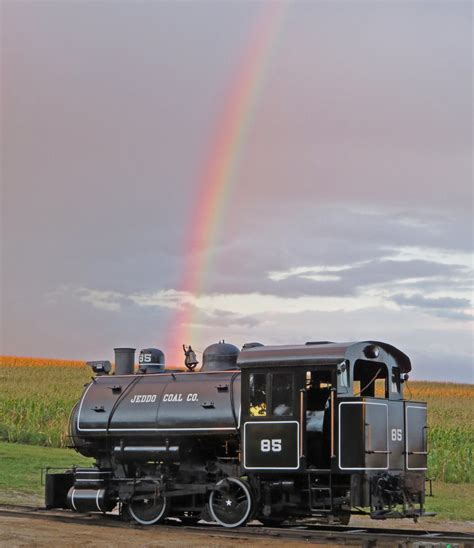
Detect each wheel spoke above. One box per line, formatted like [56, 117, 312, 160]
[234, 501, 247, 513]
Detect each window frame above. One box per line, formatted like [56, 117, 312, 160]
[270, 371, 294, 417]
[245, 369, 296, 419]
[248, 371, 268, 417]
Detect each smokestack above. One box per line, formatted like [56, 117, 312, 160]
[114, 348, 135, 375]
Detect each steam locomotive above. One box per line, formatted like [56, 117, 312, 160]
[45, 340, 431, 527]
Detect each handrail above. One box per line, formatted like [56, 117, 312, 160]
[330, 389, 335, 458]
[299, 389, 305, 458]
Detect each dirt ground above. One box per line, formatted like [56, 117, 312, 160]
[0, 511, 472, 548]
[353, 515, 474, 534]
[0, 513, 327, 548]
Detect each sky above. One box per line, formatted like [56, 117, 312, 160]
[1, 1, 472, 382]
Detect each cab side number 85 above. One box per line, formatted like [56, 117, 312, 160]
[260, 439, 282, 452]
[391, 428, 402, 441]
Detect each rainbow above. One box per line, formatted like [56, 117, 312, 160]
[166, 2, 287, 366]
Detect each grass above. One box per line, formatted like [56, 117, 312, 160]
[424, 482, 474, 521]
[0, 441, 92, 505]
[0, 357, 472, 483]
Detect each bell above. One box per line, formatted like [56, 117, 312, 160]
[183, 345, 199, 370]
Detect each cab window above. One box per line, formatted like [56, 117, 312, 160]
[353, 360, 388, 398]
[271, 373, 293, 416]
[249, 372, 294, 417]
[249, 373, 267, 416]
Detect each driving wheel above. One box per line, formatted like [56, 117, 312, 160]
[333, 511, 351, 525]
[209, 477, 253, 528]
[128, 494, 168, 525]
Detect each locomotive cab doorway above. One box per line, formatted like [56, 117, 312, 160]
[303, 368, 336, 469]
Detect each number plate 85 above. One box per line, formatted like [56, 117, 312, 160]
[260, 439, 282, 452]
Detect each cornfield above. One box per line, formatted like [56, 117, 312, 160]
[407, 381, 473, 484]
[0, 359, 90, 447]
[0, 356, 86, 368]
[0, 357, 472, 483]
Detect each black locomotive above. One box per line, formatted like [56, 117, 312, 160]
[45, 340, 430, 527]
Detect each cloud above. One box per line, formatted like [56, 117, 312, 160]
[262, 247, 473, 311]
[200, 206, 473, 301]
[55, 239, 473, 323]
[48, 286, 123, 311]
[301, 274, 343, 282]
[383, 246, 473, 269]
[433, 309, 474, 322]
[193, 308, 261, 329]
[129, 289, 192, 310]
[392, 294, 471, 310]
[268, 262, 367, 282]
[391, 293, 473, 321]
[78, 289, 123, 312]
[268, 259, 465, 296]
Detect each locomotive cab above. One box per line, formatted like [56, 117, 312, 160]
[238, 341, 429, 523]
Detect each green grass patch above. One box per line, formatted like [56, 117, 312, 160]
[0, 441, 92, 505]
[425, 482, 474, 521]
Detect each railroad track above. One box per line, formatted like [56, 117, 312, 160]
[1, 505, 473, 546]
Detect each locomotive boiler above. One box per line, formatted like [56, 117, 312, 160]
[45, 340, 431, 527]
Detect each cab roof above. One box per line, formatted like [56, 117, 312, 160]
[237, 340, 411, 374]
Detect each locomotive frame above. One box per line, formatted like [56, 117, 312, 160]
[45, 340, 431, 527]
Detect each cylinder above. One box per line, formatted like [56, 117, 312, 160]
[67, 487, 114, 513]
[114, 347, 135, 375]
